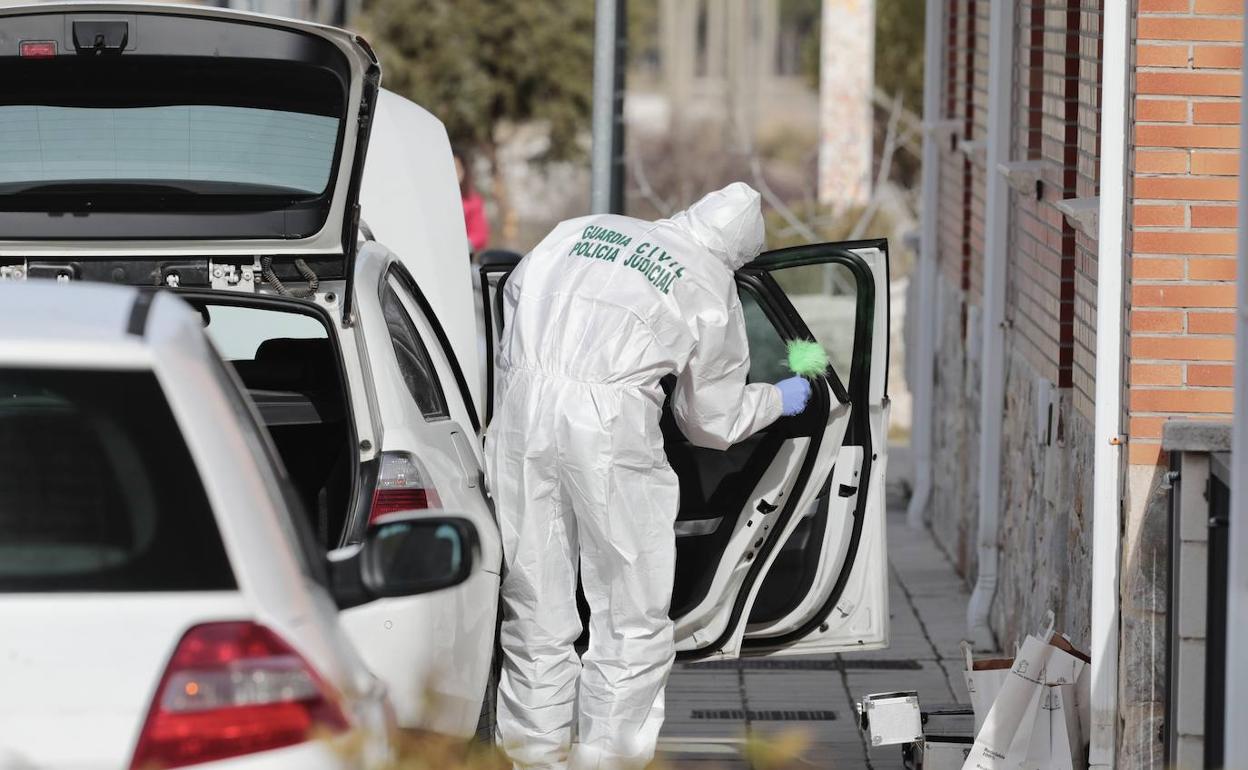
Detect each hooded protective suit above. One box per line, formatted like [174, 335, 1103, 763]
[485, 183, 786, 770]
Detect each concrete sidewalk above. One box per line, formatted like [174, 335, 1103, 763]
[658, 448, 972, 769]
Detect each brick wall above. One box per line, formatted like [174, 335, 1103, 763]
[1118, 2, 1242, 765]
[930, 0, 990, 579]
[1007, 0, 1103, 407]
[1128, 0, 1242, 467]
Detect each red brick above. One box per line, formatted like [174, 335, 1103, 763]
[1191, 151, 1240, 175]
[1130, 388, 1235, 412]
[1138, 17, 1244, 42]
[1129, 442, 1165, 466]
[1132, 310, 1185, 332]
[1136, 150, 1190, 174]
[1130, 335, 1236, 359]
[1188, 311, 1237, 333]
[1133, 283, 1238, 307]
[1133, 257, 1187, 279]
[1137, 99, 1189, 123]
[1134, 205, 1187, 226]
[1188, 364, 1235, 386]
[1140, 45, 1193, 67]
[1194, 101, 1241, 124]
[1191, 205, 1238, 226]
[1188, 257, 1238, 279]
[1193, 45, 1243, 69]
[1141, 0, 1190, 9]
[1136, 124, 1240, 148]
[1194, 0, 1242, 12]
[1137, 71, 1242, 97]
[1135, 176, 1238, 200]
[1130, 416, 1168, 439]
[1135, 231, 1238, 254]
[1131, 364, 1184, 385]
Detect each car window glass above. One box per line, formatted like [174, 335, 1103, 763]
[381, 280, 450, 421]
[202, 304, 327, 360]
[0, 105, 338, 195]
[740, 287, 790, 385]
[767, 263, 858, 387]
[0, 368, 234, 592]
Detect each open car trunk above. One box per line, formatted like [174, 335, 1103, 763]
[184, 293, 358, 550]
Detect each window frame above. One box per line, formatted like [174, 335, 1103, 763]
[378, 275, 452, 423]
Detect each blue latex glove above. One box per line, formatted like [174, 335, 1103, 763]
[776, 376, 812, 416]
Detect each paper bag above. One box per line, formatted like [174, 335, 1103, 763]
[960, 630, 1053, 770]
[1018, 684, 1084, 770]
[962, 641, 1014, 737]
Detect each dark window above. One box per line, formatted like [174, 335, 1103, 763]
[0, 369, 234, 592]
[381, 283, 450, 421]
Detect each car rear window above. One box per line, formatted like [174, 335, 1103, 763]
[0, 54, 348, 239]
[0, 368, 235, 592]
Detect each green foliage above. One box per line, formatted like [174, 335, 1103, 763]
[780, 0, 822, 88]
[358, 0, 594, 157]
[874, 0, 925, 110]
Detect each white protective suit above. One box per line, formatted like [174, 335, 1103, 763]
[485, 183, 784, 770]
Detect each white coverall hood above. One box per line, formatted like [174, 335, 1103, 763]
[668, 182, 765, 270]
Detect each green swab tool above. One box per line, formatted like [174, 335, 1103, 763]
[785, 339, 830, 379]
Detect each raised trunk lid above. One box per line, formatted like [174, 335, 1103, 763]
[0, 3, 379, 283]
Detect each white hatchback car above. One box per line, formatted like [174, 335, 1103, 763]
[0, 0, 894, 749]
[0, 282, 484, 769]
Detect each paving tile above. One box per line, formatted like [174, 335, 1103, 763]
[661, 464, 971, 768]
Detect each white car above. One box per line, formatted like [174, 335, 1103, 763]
[0, 282, 483, 769]
[0, 0, 894, 748]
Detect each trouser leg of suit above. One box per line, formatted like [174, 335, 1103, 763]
[564, 399, 680, 770]
[492, 381, 582, 769]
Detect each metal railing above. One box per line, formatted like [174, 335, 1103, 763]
[1164, 420, 1232, 770]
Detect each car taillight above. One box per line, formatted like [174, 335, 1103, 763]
[129, 622, 349, 770]
[19, 40, 57, 58]
[369, 452, 442, 524]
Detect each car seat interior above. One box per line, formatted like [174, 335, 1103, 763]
[189, 298, 354, 550]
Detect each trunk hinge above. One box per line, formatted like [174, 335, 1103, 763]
[208, 257, 261, 293]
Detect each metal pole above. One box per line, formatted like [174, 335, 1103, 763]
[906, 0, 945, 531]
[1223, 7, 1248, 762]
[591, 0, 626, 215]
[1088, 0, 1131, 763]
[967, 0, 1014, 652]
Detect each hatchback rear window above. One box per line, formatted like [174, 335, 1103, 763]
[0, 369, 234, 592]
[0, 54, 347, 239]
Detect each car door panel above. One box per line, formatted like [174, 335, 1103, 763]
[738, 241, 890, 656]
[478, 238, 888, 661]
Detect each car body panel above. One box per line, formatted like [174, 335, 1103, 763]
[360, 91, 482, 420]
[0, 283, 390, 768]
[340, 244, 500, 734]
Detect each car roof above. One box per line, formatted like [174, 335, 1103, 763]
[0, 282, 201, 367]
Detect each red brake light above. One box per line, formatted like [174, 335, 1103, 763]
[19, 41, 57, 58]
[129, 622, 349, 770]
[368, 452, 442, 524]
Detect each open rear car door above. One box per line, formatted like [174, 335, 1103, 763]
[480, 238, 890, 660]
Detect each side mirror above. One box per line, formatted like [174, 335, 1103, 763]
[329, 512, 477, 609]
